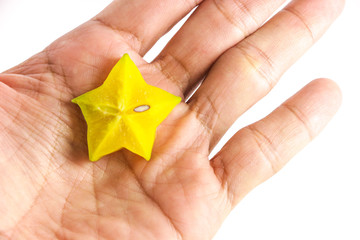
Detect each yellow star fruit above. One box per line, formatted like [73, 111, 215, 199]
[72, 54, 181, 161]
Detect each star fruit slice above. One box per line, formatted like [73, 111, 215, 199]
[72, 54, 182, 161]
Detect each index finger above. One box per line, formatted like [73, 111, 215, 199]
[95, 0, 202, 55]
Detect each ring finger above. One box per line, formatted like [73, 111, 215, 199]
[188, 0, 345, 149]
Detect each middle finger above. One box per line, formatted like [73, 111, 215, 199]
[153, 0, 286, 95]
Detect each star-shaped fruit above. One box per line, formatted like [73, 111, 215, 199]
[72, 54, 181, 161]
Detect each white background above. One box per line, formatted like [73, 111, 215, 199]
[0, 0, 359, 239]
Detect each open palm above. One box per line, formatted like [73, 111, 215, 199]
[0, 0, 343, 239]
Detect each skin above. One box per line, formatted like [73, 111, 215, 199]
[0, 0, 344, 239]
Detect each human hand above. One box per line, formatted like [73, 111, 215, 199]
[0, 0, 344, 239]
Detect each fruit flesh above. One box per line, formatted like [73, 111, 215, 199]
[72, 54, 181, 161]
